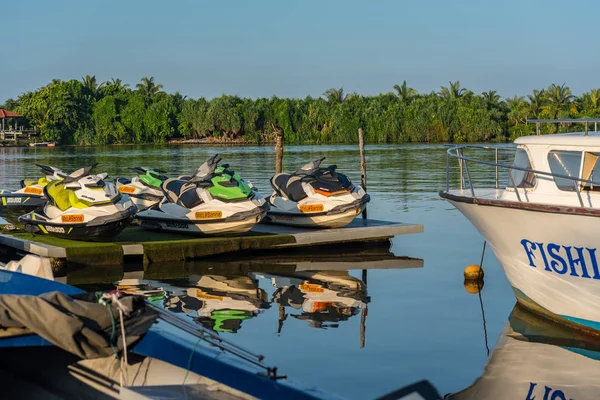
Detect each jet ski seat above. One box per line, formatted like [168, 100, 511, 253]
[115, 177, 131, 185]
[161, 179, 203, 209]
[271, 174, 308, 202]
[45, 181, 89, 211]
[20, 177, 49, 188]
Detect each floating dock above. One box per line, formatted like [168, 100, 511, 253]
[0, 219, 422, 270]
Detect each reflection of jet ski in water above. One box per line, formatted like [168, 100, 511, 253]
[268, 271, 369, 329]
[265, 157, 370, 228]
[136, 154, 268, 236]
[115, 278, 168, 305]
[114, 167, 168, 211]
[0, 164, 67, 224]
[165, 274, 270, 333]
[448, 304, 600, 400]
[19, 164, 137, 241]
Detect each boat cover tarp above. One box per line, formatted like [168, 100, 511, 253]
[0, 291, 158, 359]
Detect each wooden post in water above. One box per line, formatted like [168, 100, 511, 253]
[358, 128, 367, 219]
[275, 129, 284, 174]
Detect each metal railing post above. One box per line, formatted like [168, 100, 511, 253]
[495, 148, 499, 189]
[462, 158, 476, 198]
[573, 181, 584, 207]
[446, 151, 450, 192]
[508, 169, 522, 202]
[457, 148, 464, 189]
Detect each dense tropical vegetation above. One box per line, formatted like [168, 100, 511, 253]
[1, 77, 598, 145]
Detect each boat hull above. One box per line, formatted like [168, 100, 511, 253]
[442, 190, 600, 334]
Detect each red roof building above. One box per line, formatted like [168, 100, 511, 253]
[0, 109, 22, 119]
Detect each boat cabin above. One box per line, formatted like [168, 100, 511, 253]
[501, 132, 600, 208]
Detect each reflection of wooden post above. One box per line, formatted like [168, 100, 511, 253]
[277, 304, 286, 334]
[275, 130, 284, 174]
[362, 269, 367, 285]
[360, 305, 368, 348]
[358, 128, 367, 219]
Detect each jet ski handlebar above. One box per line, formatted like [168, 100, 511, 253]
[35, 163, 68, 178]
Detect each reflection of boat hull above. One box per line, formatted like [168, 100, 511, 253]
[444, 190, 600, 333]
[450, 305, 600, 400]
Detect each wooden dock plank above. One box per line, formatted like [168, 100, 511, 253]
[252, 219, 423, 246]
[0, 219, 423, 267]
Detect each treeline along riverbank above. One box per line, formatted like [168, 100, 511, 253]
[1, 77, 596, 145]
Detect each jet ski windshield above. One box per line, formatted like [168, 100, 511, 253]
[295, 157, 326, 175]
[190, 154, 221, 183]
[62, 163, 99, 183]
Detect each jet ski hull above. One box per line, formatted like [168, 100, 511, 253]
[136, 205, 267, 236]
[265, 195, 369, 229]
[126, 193, 164, 211]
[19, 206, 137, 242]
[0, 192, 47, 224]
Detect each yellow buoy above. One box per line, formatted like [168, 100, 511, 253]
[464, 279, 484, 294]
[464, 264, 484, 280]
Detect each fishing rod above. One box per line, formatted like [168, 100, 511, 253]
[145, 302, 285, 377]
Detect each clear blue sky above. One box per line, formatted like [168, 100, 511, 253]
[2, 0, 599, 103]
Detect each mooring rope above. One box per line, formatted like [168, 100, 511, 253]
[477, 241, 490, 356]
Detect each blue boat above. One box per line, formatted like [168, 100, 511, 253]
[0, 270, 340, 400]
[0, 268, 442, 400]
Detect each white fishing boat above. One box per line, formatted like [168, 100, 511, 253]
[440, 120, 600, 333]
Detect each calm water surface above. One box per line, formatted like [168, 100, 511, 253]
[0, 144, 517, 399]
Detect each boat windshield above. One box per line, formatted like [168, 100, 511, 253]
[509, 148, 536, 188]
[548, 151, 582, 191]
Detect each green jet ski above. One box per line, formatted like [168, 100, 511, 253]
[135, 154, 268, 236]
[19, 164, 137, 241]
[114, 167, 168, 211]
[0, 164, 67, 225]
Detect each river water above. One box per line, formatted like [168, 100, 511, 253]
[0, 144, 519, 399]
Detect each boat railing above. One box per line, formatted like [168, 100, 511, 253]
[445, 144, 600, 207]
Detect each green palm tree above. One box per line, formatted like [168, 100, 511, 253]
[393, 80, 418, 103]
[323, 87, 346, 103]
[101, 78, 130, 96]
[438, 81, 472, 99]
[505, 95, 528, 126]
[526, 89, 546, 118]
[481, 90, 500, 104]
[578, 88, 600, 116]
[136, 76, 164, 101]
[81, 75, 99, 99]
[543, 83, 573, 119]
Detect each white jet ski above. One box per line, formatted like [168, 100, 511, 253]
[264, 157, 370, 229]
[135, 154, 268, 236]
[19, 164, 137, 241]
